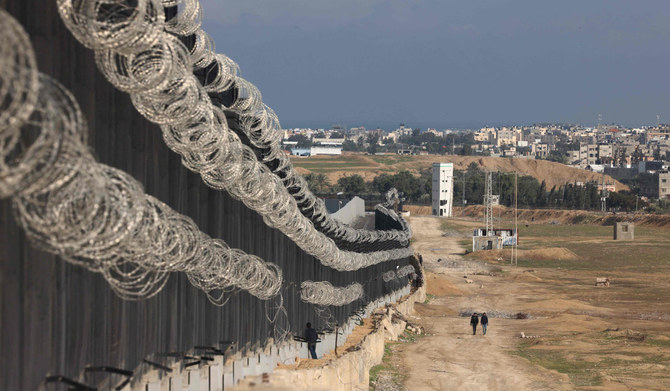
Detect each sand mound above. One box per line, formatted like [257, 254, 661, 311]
[425, 272, 464, 296]
[466, 247, 581, 262]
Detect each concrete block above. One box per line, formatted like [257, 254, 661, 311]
[168, 375, 182, 391]
[146, 382, 160, 391]
[209, 365, 222, 391]
[222, 364, 234, 389]
[614, 222, 634, 240]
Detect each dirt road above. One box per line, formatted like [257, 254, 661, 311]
[396, 217, 570, 391]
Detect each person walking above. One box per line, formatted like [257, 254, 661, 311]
[481, 312, 489, 335]
[304, 322, 318, 359]
[470, 313, 479, 335]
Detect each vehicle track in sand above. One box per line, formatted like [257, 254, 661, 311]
[397, 217, 571, 391]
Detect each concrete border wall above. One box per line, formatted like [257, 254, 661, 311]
[120, 283, 424, 391]
[235, 283, 426, 391]
[331, 197, 366, 225]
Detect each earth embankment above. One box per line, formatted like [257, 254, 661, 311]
[405, 205, 670, 228]
[291, 153, 627, 191]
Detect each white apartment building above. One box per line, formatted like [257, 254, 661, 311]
[496, 128, 516, 146]
[432, 163, 454, 217]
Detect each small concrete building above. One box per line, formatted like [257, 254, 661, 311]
[472, 228, 517, 251]
[613, 222, 634, 241]
[432, 162, 454, 217]
[473, 235, 504, 251]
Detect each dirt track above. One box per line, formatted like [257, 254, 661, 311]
[396, 217, 569, 390]
[392, 216, 670, 391]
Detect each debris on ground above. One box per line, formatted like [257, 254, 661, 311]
[459, 309, 534, 319]
[595, 277, 611, 287]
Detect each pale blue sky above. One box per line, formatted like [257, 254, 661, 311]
[201, 0, 670, 130]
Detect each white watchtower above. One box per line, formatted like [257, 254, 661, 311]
[432, 162, 454, 217]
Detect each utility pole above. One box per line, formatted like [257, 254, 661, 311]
[485, 171, 493, 235]
[600, 172, 609, 212]
[512, 171, 518, 266]
[462, 171, 466, 206]
[635, 195, 639, 214]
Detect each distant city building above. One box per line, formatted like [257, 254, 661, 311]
[644, 127, 670, 143]
[659, 170, 670, 200]
[290, 146, 342, 156]
[312, 137, 345, 146]
[495, 128, 516, 146]
[432, 163, 454, 217]
[309, 146, 342, 156]
[532, 143, 549, 159]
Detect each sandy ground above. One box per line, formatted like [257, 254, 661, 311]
[393, 217, 571, 391]
[379, 215, 670, 391]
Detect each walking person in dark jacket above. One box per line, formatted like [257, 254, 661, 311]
[305, 322, 318, 359]
[470, 313, 479, 335]
[481, 312, 489, 335]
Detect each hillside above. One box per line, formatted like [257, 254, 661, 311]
[291, 153, 628, 191]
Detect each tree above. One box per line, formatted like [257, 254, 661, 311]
[372, 174, 393, 194]
[337, 175, 366, 196]
[304, 173, 330, 194]
[538, 180, 547, 207]
[546, 150, 567, 164]
[288, 134, 312, 148]
[342, 140, 360, 152]
[459, 144, 472, 156]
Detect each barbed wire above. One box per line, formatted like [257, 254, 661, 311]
[0, 10, 282, 304]
[55, 0, 413, 272]
[160, 0, 413, 249]
[396, 265, 416, 278]
[300, 281, 364, 306]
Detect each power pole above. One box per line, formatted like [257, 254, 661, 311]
[600, 172, 609, 212]
[512, 171, 518, 266]
[635, 195, 639, 214]
[485, 171, 493, 235]
[462, 172, 466, 207]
